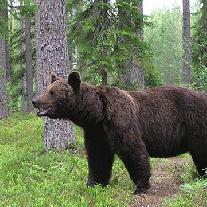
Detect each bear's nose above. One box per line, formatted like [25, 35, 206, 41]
[32, 98, 38, 108]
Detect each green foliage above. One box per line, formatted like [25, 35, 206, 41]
[7, 0, 162, 113]
[68, 0, 154, 86]
[8, 19, 22, 112]
[1, 113, 207, 206]
[68, 1, 115, 84]
[163, 160, 207, 207]
[7, 80, 21, 112]
[0, 0, 8, 37]
[0, 114, 135, 206]
[7, 1, 36, 111]
[191, 0, 207, 91]
[142, 45, 163, 87]
[144, 67, 163, 88]
[144, 8, 183, 85]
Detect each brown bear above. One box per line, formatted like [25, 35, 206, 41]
[32, 72, 207, 194]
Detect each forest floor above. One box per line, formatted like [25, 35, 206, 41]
[132, 157, 191, 207]
[0, 113, 206, 207]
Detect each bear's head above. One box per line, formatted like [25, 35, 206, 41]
[32, 72, 81, 119]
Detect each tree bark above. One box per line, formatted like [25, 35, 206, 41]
[19, 0, 34, 112]
[4, 0, 11, 81]
[0, 38, 9, 119]
[122, 58, 144, 89]
[5, 41, 11, 81]
[182, 0, 191, 86]
[20, 69, 27, 113]
[25, 16, 33, 112]
[0, 0, 9, 119]
[136, 0, 145, 88]
[35, 0, 75, 151]
[100, 0, 108, 86]
[20, 15, 27, 112]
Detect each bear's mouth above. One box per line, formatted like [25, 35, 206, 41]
[36, 106, 53, 116]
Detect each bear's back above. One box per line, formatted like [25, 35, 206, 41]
[129, 86, 207, 116]
[128, 86, 207, 157]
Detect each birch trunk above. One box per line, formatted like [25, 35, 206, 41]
[35, 0, 75, 151]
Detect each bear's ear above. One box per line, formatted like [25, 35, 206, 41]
[51, 73, 58, 83]
[68, 72, 81, 92]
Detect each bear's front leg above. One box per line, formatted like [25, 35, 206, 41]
[84, 128, 114, 187]
[116, 130, 151, 194]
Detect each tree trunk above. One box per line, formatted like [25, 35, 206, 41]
[203, 0, 207, 34]
[136, 0, 145, 88]
[182, 0, 191, 86]
[100, 68, 107, 86]
[20, 16, 27, 112]
[94, 0, 109, 85]
[0, 38, 9, 119]
[25, 16, 33, 112]
[4, 0, 11, 81]
[35, 0, 75, 151]
[202, 0, 207, 67]
[122, 58, 144, 89]
[5, 41, 11, 81]
[0, 0, 9, 119]
[20, 71, 27, 113]
[118, 0, 144, 89]
[100, 0, 108, 86]
[19, 0, 34, 112]
[9, 0, 13, 33]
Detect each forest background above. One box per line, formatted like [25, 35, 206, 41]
[0, 0, 207, 206]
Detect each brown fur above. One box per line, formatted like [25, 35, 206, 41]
[33, 72, 207, 194]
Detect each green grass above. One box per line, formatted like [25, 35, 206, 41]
[0, 113, 134, 207]
[163, 161, 207, 207]
[1, 113, 207, 207]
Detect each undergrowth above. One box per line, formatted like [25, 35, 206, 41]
[163, 158, 207, 207]
[0, 113, 134, 207]
[0, 113, 206, 206]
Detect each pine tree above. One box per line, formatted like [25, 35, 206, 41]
[24, 5, 33, 112]
[118, 0, 145, 89]
[192, 0, 207, 90]
[69, 0, 146, 87]
[35, 0, 75, 151]
[0, 0, 9, 119]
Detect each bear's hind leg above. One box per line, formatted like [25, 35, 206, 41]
[84, 128, 114, 187]
[117, 136, 151, 194]
[189, 141, 207, 176]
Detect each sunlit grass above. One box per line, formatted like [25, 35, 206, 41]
[0, 113, 134, 207]
[0, 113, 206, 206]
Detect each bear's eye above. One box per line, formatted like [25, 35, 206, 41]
[49, 90, 54, 96]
